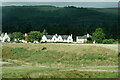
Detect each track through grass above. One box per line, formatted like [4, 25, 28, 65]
[2, 43, 118, 78]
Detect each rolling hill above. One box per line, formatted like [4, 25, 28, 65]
[2, 6, 118, 39]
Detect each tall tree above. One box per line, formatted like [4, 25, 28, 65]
[28, 31, 42, 42]
[92, 28, 105, 43]
[12, 32, 24, 41]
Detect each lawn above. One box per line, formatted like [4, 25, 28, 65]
[2, 43, 118, 78]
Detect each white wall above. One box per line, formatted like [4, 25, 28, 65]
[57, 36, 63, 42]
[76, 37, 87, 43]
[41, 35, 73, 43]
[1, 33, 10, 42]
[41, 35, 47, 42]
[67, 36, 73, 42]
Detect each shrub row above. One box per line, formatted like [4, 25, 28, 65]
[102, 39, 116, 44]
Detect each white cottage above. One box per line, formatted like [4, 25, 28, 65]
[76, 34, 92, 43]
[0, 33, 10, 42]
[19, 39, 27, 43]
[41, 34, 73, 43]
[41, 35, 57, 42]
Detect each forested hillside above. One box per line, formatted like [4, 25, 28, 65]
[2, 6, 118, 39]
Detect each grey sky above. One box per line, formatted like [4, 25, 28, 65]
[1, 0, 120, 2]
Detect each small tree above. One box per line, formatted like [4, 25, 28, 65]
[12, 32, 24, 41]
[28, 31, 42, 42]
[42, 29, 48, 36]
[92, 28, 105, 43]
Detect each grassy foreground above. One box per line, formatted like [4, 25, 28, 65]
[2, 43, 118, 78]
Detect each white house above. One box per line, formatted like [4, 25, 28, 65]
[41, 34, 73, 43]
[0, 33, 10, 42]
[76, 34, 92, 43]
[19, 39, 27, 43]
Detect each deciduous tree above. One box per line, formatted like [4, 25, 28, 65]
[92, 28, 105, 43]
[28, 31, 42, 42]
[12, 32, 24, 41]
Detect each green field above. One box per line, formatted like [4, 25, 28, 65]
[2, 43, 118, 78]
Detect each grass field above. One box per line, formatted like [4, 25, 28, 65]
[2, 43, 118, 78]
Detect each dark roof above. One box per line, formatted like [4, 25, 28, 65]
[77, 35, 92, 39]
[77, 35, 87, 39]
[89, 35, 92, 38]
[61, 35, 69, 40]
[45, 34, 71, 40]
[46, 35, 54, 39]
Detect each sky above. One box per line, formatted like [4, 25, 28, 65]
[1, 0, 120, 2]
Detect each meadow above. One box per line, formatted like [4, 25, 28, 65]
[2, 43, 118, 78]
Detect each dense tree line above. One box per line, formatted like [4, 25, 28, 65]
[9, 28, 117, 44]
[3, 24, 118, 40]
[2, 6, 118, 40]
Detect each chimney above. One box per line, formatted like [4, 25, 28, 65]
[76, 36, 78, 42]
[25, 33, 27, 36]
[55, 34, 57, 36]
[87, 33, 89, 38]
[5, 33, 7, 35]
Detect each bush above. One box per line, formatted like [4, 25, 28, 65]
[12, 32, 24, 41]
[41, 47, 47, 50]
[102, 39, 115, 44]
[84, 40, 88, 43]
[28, 31, 42, 42]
